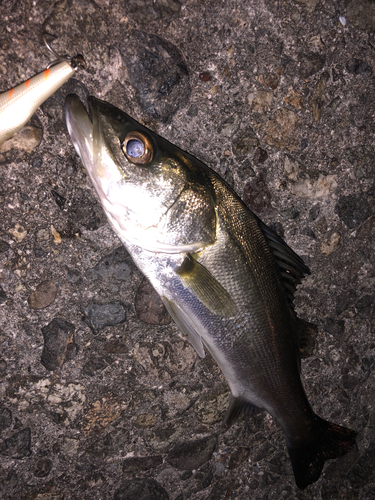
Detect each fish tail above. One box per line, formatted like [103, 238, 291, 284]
[287, 415, 356, 489]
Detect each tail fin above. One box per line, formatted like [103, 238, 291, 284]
[287, 416, 356, 489]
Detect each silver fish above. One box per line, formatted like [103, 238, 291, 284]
[65, 95, 356, 489]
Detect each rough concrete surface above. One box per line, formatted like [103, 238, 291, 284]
[0, 0, 374, 498]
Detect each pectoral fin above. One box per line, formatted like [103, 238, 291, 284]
[162, 296, 205, 358]
[176, 255, 237, 317]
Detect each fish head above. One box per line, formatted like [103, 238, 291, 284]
[65, 95, 216, 253]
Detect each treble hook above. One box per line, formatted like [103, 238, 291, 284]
[43, 33, 87, 70]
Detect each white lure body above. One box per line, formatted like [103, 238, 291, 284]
[0, 56, 85, 146]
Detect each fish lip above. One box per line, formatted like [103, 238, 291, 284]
[87, 95, 105, 123]
[65, 94, 106, 130]
[65, 94, 92, 140]
[65, 93, 90, 122]
[65, 94, 94, 169]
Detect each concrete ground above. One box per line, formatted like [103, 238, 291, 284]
[0, 0, 374, 498]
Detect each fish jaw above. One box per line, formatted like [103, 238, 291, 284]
[65, 94, 126, 217]
[65, 95, 167, 250]
[65, 94, 94, 179]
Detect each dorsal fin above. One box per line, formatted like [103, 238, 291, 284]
[255, 216, 310, 311]
[208, 171, 310, 314]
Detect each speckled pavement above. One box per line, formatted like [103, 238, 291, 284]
[0, 1, 374, 499]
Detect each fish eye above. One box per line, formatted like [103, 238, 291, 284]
[122, 131, 153, 165]
[126, 139, 144, 158]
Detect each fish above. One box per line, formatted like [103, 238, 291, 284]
[0, 41, 86, 146]
[65, 94, 356, 489]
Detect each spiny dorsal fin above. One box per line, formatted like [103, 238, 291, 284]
[255, 216, 310, 311]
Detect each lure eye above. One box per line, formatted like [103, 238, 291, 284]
[122, 131, 153, 165]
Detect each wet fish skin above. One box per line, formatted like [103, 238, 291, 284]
[65, 95, 356, 489]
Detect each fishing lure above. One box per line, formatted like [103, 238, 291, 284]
[0, 35, 86, 146]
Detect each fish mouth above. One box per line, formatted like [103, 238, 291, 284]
[65, 95, 122, 185]
[65, 95, 135, 219]
[65, 95, 94, 172]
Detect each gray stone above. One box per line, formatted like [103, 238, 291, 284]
[0, 240, 10, 253]
[85, 246, 132, 283]
[0, 428, 31, 458]
[0, 359, 7, 376]
[119, 31, 191, 123]
[347, 0, 375, 32]
[41, 317, 76, 371]
[33, 457, 53, 478]
[0, 126, 42, 153]
[335, 188, 375, 229]
[83, 302, 127, 334]
[82, 356, 113, 376]
[0, 408, 12, 432]
[125, 0, 181, 24]
[135, 277, 171, 325]
[167, 436, 217, 470]
[28, 281, 57, 310]
[0, 285, 7, 304]
[346, 442, 375, 488]
[122, 455, 163, 473]
[242, 173, 272, 213]
[114, 478, 169, 500]
[298, 52, 326, 79]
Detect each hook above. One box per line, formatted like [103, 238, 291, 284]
[42, 32, 87, 70]
[43, 33, 69, 61]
